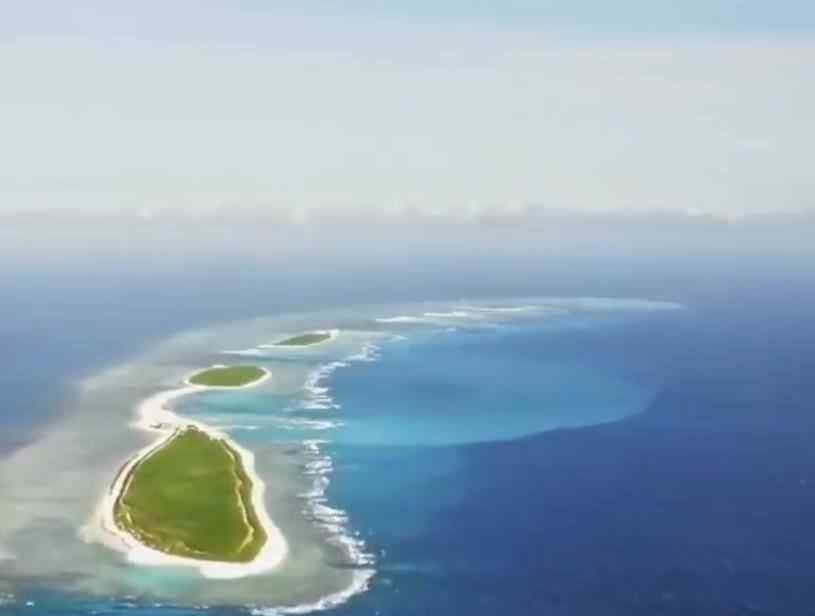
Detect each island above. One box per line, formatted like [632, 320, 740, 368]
[113, 426, 266, 562]
[187, 365, 267, 387]
[272, 329, 337, 347]
[89, 362, 286, 578]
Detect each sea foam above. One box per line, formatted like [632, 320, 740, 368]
[266, 439, 374, 615]
[299, 361, 348, 410]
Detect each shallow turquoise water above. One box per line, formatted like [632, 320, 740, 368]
[326, 323, 655, 446]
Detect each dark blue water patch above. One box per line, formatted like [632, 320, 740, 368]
[455, 428, 815, 614]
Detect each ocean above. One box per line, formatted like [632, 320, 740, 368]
[2, 234, 815, 615]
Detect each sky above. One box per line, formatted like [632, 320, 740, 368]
[2, 1, 814, 223]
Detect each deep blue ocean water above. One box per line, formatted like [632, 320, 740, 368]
[2, 236, 815, 615]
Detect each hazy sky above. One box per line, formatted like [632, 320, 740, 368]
[2, 1, 814, 219]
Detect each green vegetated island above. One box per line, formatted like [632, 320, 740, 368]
[274, 331, 333, 347]
[188, 364, 266, 387]
[113, 364, 269, 562]
[114, 427, 266, 562]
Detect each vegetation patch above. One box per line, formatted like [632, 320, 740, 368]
[188, 365, 265, 387]
[114, 427, 266, 562]
[274, 332, 332, 346]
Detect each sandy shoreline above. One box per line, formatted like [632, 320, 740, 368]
[81, 367, 289, 579]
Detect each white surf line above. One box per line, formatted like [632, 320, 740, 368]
[460, 304, 541, 313]
[267, 440, 374, 616]
[422, 310, 477, 318]
[374, 315, 436, 324]
[81, 367, 289, 579]
[376, 311, 483, 324]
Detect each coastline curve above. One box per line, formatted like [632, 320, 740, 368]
[80, 367, 289, 579]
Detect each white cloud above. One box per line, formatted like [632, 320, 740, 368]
[1, 12, 813, 216]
